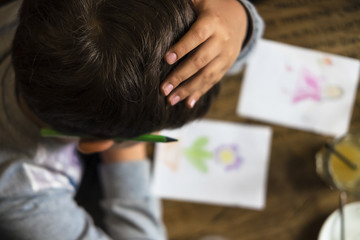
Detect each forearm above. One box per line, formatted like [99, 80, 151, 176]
[230, 0, 264, 70]
[100, 161, 166, 240]
[0, 189, 110, 240]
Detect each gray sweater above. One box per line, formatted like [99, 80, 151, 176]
[0, 1, 263, 239]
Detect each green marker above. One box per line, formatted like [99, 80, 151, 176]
[40, 128, 177, 143]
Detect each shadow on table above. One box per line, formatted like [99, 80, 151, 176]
[286, 143, 329, 191]
[296, 212, 330, 240]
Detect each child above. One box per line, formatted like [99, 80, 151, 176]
[0, 0, 263, 239]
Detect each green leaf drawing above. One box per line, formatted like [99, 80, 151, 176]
[184, 136, 213, 173]
[192, 136, 209, 149]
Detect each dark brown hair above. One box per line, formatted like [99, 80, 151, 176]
[12, 0, 219, 138]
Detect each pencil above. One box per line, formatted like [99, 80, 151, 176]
[113, 134, 177, 143]
[40, 128, 177, 143]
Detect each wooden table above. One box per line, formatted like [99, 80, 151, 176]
[162, 1, 360, 239]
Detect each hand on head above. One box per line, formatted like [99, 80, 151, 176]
[161, 0, 248, 108]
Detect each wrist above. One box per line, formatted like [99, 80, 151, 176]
[101, 142, 148, 163]
[236, 0, 251, 48]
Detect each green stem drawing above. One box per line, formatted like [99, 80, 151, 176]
[184, 137, 213, 173]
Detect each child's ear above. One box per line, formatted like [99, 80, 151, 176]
[77, 139, 114, 154]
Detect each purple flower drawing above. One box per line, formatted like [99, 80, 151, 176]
[215, 144, 243, 171]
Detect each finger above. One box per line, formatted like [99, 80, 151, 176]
[164, 15, 215, 65]
[162, 37, 222, 96]
[185, 72, 222, 109]
[77, 138, 114, 154]
[186, 91, 203, 108]
[168, 56, 226, 106]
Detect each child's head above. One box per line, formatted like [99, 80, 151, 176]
[12, 0, 220, 138]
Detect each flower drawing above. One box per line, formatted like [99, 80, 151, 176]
[292, 68, 322, 103]
[184, 137, 243, 173]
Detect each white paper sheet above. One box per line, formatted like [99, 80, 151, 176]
[151, 119, 272, 210]
[238, 39, 360, 137]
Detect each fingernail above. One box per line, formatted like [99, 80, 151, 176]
[170, 95, 180, 106]
[189, 99, 196, 108]
[165, 52, 177, 65]
[163, 83, 174, 96]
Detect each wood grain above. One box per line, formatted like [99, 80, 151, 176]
[162, 1, 360, 239]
